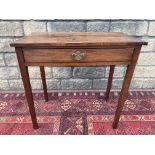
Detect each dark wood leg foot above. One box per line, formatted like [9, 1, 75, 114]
[105, 65, 115, 101]
[112, 122, 118, 129]
[40, 66, 48, 102]
[33, 123, 39, 129]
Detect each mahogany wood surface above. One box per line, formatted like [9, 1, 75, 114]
[10, 32, 147, 47]
[24, 61, 131, 67]
[40, 66, 48, 102]
[112, 46, 142, 129]
[15, 47, 38, 129]
[23, 48, 134, 63]
[105, 65, 115, 101]
[11, 32, 147, 129]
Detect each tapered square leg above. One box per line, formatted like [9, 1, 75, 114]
[105, 65, 115, 101]
[40, 66, 48, 102]
[112, 46, 141, 129]
[112, 65, 131, 129]
[15, 47, 39, 129]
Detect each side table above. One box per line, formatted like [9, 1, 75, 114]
[10, 32, 147, 129]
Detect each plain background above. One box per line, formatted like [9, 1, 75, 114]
[0, 0, 155, 154]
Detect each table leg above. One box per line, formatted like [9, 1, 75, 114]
[15, 47, 39, 129]
[112, 46, 141, 129]
[40, 66, 48, 102]
[105, 65, 115, 101]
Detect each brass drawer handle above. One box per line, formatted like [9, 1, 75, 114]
[71, 51, 86, 61]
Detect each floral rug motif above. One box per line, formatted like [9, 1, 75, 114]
[0, 91, 155, 135]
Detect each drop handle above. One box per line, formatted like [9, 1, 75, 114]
[71, 51, 86, 61]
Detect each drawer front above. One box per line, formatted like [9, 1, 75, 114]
[23, 48, 134, 63]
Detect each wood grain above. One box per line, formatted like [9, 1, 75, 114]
[23, 48, 134, 63]
[105, 65, 115, 101]
[112, 46, 142, 129]
[15, 47, 38, 129]
[10, 32, 147, 47]
[25, 61, 131, 66]
[40, 66, 48, 102]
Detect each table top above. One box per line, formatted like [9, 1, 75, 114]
[10, 32, 147, 47]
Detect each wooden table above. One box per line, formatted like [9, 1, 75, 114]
[10, 32, 147, 129]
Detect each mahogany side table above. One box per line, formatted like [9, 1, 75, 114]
[10, 32, 147, 129]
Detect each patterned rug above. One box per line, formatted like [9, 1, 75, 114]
[0, 91, 155, 135]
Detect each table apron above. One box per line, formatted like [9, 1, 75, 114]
[24, 61, 131, 66]
[22, 48, 134, 66]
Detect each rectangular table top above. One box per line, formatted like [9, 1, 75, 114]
[10, 32, 147, 47]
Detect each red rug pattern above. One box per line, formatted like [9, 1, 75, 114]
[0, 91, 155, 135]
